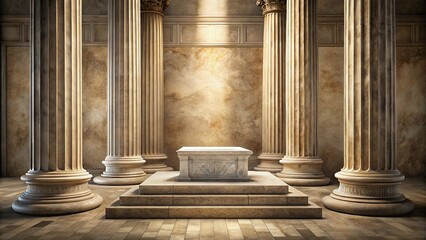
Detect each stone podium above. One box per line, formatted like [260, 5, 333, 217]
[104, 146, 323, 219]
[176, 147, 252, 181]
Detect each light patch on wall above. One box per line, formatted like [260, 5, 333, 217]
[188, 0, 239, 45]
[194, 0, 221, 42]
[197, 0, 228, 16]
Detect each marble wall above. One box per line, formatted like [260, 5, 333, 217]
[162, 46, 426, 177]
[3, 45, 424, 177]
[82, 47, 108, 170]
[317, 47, 344, 178]
[317, 47, 426, 177]
[1, 0, 425, 178]
[396, 47, 426, 176]
[163, 48, 263, 170]
[5, 47, 29, 176]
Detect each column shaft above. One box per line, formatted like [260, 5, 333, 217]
[322, 0, 413, 216]
[12, 0, 102, 215]
[141, 0, 173, 173]
[277, 0, 329, 185]
[94, 0, 146, 185]
[255, 0, 286, 173]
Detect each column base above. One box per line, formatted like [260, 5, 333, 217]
[93, 175, 148, 185]
[142, 154, 173, 174]
[94, 156, 147, 185]
[12, 170, 103, 215]
[276, 174, 330, 186]
[254, 153, 283, 173]
[278, 156, 330, 186]
[322, 195, 414, 216]
[12, 194, 103, 216]
[322, 170, 414, 216]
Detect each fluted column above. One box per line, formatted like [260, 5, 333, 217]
[322, 0, 413, 216]
[276, 0, 329, 185]
[94, 0, 146, 185]
[140, 0, 173, 173]
[254, 0, 286, 173]
[12, 0, 103, 215]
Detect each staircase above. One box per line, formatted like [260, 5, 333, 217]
[106, 171, 322, 219]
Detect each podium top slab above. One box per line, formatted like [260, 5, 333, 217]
[177, 146, 253, 154]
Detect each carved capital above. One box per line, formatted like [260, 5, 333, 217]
[256, 0, 286, 15]
[141, 0, 170, 13]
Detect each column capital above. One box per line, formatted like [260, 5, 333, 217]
[141, 0, 170, 13]
[256, 0, 286, 15]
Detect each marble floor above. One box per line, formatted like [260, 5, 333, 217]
[0, 175, 425, 240]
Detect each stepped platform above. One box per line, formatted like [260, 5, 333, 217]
[106, 171, 322, 219]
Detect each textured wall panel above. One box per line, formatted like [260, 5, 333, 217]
[82, 47, 108, 170]
[5, 47, 29, 176]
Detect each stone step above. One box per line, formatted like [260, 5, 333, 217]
[119, 187, 308, 206]
[139, 171, 289, 194]
[106, 202, 322, 219]
[105, 172, 322, 219]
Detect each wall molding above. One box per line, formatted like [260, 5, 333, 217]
[164, 14, 426, 47]
[0, 15, 109, 47]
[1, 14, 425, 47]
[0, 16, 29, 46]
[316, 15, 426, 47]
[164, 16, 264, 47]
[82, 15, 108, 46]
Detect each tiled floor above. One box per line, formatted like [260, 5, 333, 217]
[0, 175, 425, 240]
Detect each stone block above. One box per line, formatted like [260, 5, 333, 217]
[176, 147, 252, 181]
[139, 171, 289, 194]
